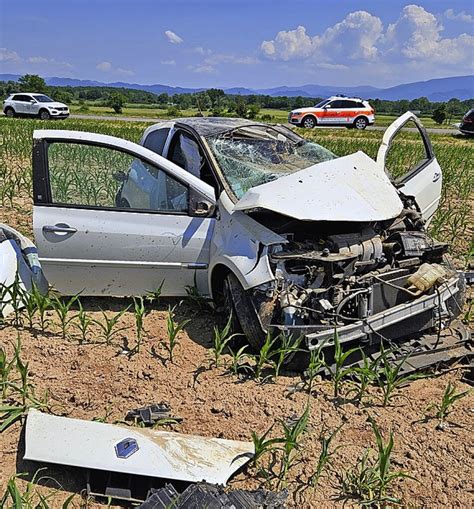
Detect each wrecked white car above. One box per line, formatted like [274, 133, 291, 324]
[31, 112, 467, 366]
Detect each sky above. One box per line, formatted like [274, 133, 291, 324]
[0, 0, 473, 89]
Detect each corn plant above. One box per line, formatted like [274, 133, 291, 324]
[94, 307, 129, 345]
[163, 306, 190, 363]
[376, 345, 421, 406]
[20, 285, 38, 329]
[347, 350, 378, 404]
[304, 344, 326, 394]
[146, 280, 164, 306]
[278, 403, 311, 486]
[309, 424, 343, 488]
[132, 296, 146, 354]
[251, 332, 279, 382]
[0, 470, 75, 508]
[228, 344, 249, 376]
[271, 333, 303, 379]
[0, 346, 15, 399]
[428, 381, 470, 422]
[211, 314, 239, 367]
[340, 416, 414, 506]
[251, 424, 285, 467]
[184, 283, 212, 311]
[328, 329, 359, 398]
[73, 300, 93, 344]
[30, 283, 51, 332]
[50, 293, 79, 339]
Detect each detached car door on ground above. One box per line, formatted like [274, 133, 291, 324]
[32, 130, 216, 296]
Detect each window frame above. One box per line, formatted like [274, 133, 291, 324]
[33, 138, 196, 217]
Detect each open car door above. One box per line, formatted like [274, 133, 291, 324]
[377, 112, 442, 224]
[32, 130, 216, 297]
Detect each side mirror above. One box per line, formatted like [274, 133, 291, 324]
[189, 188, 216, 217]
[30, 99, 36, 103]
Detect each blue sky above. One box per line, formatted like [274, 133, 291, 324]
[0, 0, 473, 88]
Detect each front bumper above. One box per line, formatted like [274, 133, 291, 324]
[50, 110, 69, 117]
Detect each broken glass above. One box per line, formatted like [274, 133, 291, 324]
[205, 125, 336, 199]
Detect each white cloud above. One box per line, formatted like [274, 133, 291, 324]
[262, 25, 315, 61]
[385, 5, 474, 63]
[188, 63, 215, 73]
[260, 5, 473, 74]
[193, 46, 212, 56]
[96, 61, 112, 71]
[0, 48, 21, 62]
[160, 59, 176, 65]
[165, 30, 183, 44]
[27, 56, 48, 64]
[261, 12, 383, 63]
[117, 67, 134, 76]
[96, 61, 133, 76]
[444, 9, 474, 23]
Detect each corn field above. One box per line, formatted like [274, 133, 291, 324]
[0, 116, 472, 263]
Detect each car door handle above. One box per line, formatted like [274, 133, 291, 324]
[43, 224, 77, 234]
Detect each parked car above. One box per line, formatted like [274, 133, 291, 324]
[288, 96, 375, 129]
[3, 93, 69, 120]
[30, 113, 467, 368]
[455, 108, 474, 136]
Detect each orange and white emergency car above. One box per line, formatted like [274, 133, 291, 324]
[288, 96, 375, 130]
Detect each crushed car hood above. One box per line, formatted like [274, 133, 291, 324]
[233, 151, 404, 222]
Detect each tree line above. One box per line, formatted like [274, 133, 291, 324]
[1, 74, 472, 123]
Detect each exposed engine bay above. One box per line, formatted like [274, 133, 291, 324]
[242, 197, 467, 362]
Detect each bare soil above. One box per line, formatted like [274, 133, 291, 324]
[1, 296, 473, 508]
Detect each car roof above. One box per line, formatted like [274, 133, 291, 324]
[328, 96, 367, 102]
[151, 117, 257, 137]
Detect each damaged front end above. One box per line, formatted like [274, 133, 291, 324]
[243, 203, 469, 370]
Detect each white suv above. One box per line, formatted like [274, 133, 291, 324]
[3, 93, 69, 120]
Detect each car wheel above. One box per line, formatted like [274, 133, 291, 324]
[224, 273, 267, 351]
[302, 115, 316, 129]
[354, 116, 368, 130]
[39, 109, 50, 120]
[5, 108, 15, 118]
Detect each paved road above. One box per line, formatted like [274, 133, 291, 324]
[68, 114, 460, 135]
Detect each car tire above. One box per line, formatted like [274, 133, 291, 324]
[39, 109, 50, 120]
[5, 108, 15, 118]
[302, 115, 316, 129]
[354, 116, 368, 130]
[224, 273, 267, 351]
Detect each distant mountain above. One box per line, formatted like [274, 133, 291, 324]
[372, 76, 474, 101]
[1, 74, 472, 101]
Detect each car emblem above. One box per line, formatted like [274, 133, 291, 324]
[115, 437, 139, 459]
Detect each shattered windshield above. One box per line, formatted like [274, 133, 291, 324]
[205, 125, 336, 199]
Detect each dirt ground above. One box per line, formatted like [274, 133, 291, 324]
[1, 294, 473, 508]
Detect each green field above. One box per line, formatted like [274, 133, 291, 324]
[68, 103, 463, 128]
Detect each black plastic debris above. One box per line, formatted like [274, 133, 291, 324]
[137, 484, 179, 509]
[138, 482, 288, 509]
[125, 403, 183, 426]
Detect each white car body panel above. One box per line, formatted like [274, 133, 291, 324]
[234, 152, 404, 222]
[377, 112, 442, 223]
[25, 409, 254, 486]
[33, 206, 215, 296]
